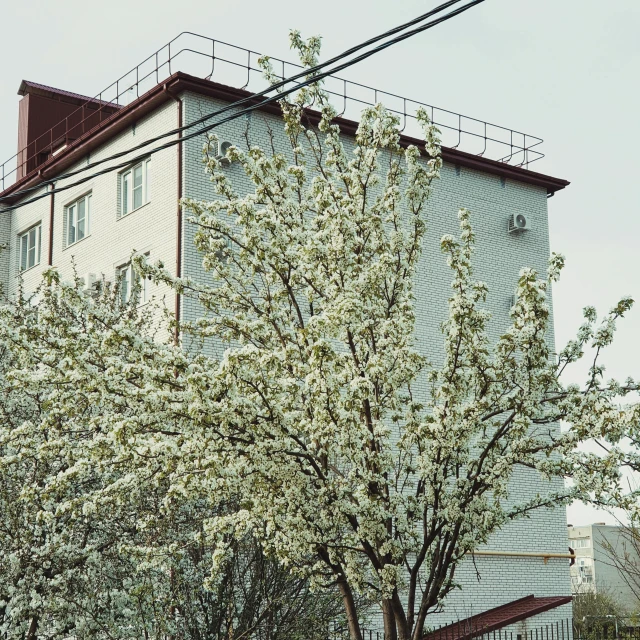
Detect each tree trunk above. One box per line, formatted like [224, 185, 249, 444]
[391, 591, 411, 640]
[26, 615, 39, 640]
[338, 579, 363, 640]
[382, 599, 398, 640]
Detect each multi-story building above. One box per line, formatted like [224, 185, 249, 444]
[569, 523, 640, 613]
[0, 32, 573, 637]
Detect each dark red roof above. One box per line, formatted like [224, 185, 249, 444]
[17, 80, 121, 108]
[423, 595, 573, 640]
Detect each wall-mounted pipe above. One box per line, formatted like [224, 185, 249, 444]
[467, 550, 575, 565]
[48, 182, 55, 265]
[163, 84, 182, 345]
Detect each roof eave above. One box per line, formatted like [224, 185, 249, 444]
[0, 71, 569, 205]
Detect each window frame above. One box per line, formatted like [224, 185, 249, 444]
[570, 538, 591, 549]
[116, 260, 149, 306]
[120, 158, 151, 217]
[18, 223, 42, 272]
[64, 192, 92, 248]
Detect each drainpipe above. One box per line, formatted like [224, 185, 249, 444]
[48, 181, 55, 265]
[162, 85, 183, 640]
[163, 84, 183, 345]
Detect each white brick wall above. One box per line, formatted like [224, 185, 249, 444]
[416, 163, 570, 625]
[3, 100, 180, 321]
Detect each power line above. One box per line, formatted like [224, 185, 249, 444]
[0, 0, 467, 204]
[0, 0, 487, 212]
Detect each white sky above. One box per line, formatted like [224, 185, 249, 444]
[1, 0, 638, 527]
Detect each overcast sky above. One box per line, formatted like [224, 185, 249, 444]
[1, 0, 638, 527]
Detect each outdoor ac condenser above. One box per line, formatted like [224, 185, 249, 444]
[216, 141, 234, 166]
[508, 213, 530, 233]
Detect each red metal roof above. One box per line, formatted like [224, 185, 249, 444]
[423, 595, 573, 640]
[17, 80, 121, 108]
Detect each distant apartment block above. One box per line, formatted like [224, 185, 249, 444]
[569, 523, 640, 612]
[0, 32, 573, 635]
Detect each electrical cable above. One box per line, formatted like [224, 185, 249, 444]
[2, 0, 486, 207]
[0, 0, 467, 203]
[0, 0, 487, 212]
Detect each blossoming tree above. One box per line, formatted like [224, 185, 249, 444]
[0, 282, 350, 639]
[1, 33, 637, 640]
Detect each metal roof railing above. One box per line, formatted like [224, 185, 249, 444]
[0, 31, 544, 192]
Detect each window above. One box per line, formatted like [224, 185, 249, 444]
[570, 538, 591, 549]
[576, 557, 593, 581]
[121, 159, 150, 216]
[19, 224, 42, 271]
[65, 193, 91, 247]
[117, 262, 148, 305]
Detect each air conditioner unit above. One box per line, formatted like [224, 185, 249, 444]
[216, 140, 234, 166]
[80, 273, 97, 291]
[508, 213, 530, 233]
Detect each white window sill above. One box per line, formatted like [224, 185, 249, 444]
[63, 234, 91, 251]
[119, 200, 151, 220]
[18, 263, 41, 275]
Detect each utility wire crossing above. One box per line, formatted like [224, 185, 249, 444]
[0, 0, 487, 212]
